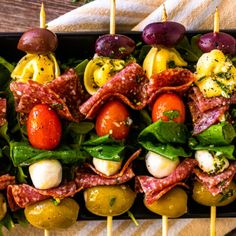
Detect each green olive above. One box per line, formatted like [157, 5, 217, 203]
[192, 181, 236, 207]
[0, 193, 7, 221]
[144, 187, 188, 218]
[84, 185, 136, 217]
[24, 198, 79, 230]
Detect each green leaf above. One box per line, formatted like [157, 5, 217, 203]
[138, 121, 191, 160]
[127, 211, 139, 226]
[0, 123, 10, 143]
[83, 134, 119, 146]
[74, 59, 89, 77]
[192, 145, 235, 160]
[176, 35, 203, 62]
[10, 141, 87, 166]
[163, 110, 180, 120]
[0, 57, 14, 73]
[196, 122, 236, 146]
[17, 167, 27, 183]
[66, 122, 94, 135]
[0, 213, 15, 235]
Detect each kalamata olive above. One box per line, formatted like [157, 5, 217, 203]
[192, 181, 236, 207]
[95, 34, 135, 59]
[198, 32, 236, 55]
[142, 21, 186, 47]
[144, 187, 187, 218]
[17, 28, 58, 54]
[24, 198, 79, 230]
[84, 185, 136, 217]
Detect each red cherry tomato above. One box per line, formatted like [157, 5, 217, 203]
[27, 104, 62, 150]
[152, 93, 185, 123]
[96, 100, 131, 140]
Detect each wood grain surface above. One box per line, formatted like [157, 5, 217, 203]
[0, 0, 86, 32]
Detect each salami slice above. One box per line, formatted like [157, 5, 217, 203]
[188, 100, 229, 135]
[147, 68, 195, 105]
[7, 181, 82, 211]
[0, 174, 15, 190]
[10, 69, 84, 122]
[0, 98, 7, 126]
[75, 166, 135, 189]
[85, 149, 141, 179]
[135, 159, 197, 204]
[194, 161, 236, 196]
[79, 62, 149, 119]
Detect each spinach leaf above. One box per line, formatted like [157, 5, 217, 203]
[192, 145, 235, 160]
[82, 135, 124, 161]
[196, 122, 236, 146]
[74, 59, 89, 77]
[138, 121, 191, 160]
[176, 35, 203, 62]
[10, 142, 87, 167]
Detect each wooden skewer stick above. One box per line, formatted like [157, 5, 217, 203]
[213, 7, 219, 33]
[44, 229, 50, 236]
[40, 4, 48, 236]
[107, 216, 113, 236]
[110, 0, 116, 34]
[40, 2, 46, 29]
[162, 4, 167, 22]
[210, 206, 216, 236]
[162, 215, 168, 236]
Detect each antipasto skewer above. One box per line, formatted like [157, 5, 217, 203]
[189, 7, 236, 236]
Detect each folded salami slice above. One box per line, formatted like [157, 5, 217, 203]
[0, 98, 7, 126]
[79, 62, 148, 119]
[10, 69, 84, 122]
[194, 161, 236, 196]
[0, 174, 15, 190]
[188, 100, 229, 135]
[135, 158, 197, 204]
[79, 65, 195, 119]
[147, 68, 195, 106]
[75, 166, 135, 189]
[7, 181, 82, 211]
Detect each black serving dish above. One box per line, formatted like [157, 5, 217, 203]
[0, 31, 235, 220]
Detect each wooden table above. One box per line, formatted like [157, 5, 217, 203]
[0, 0, 86, 32]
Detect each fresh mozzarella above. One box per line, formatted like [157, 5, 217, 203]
[195, 150, 229, 174]
[29, 159, 62, 190]
[93, 158, 122, 176]
[145, 151, 180, 178]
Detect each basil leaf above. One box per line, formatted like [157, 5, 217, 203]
[66, 122, 94, 135]
[192, 145, 235, 160]
[83, 144, 124, 162]
[196, 122, 236, 146]
[74, 59, 89, 77]
[10, 142, 87, 166]
[138, 121, 191, 160]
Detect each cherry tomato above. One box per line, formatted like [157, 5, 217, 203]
[27, 104, 62, 150]
[152, 93, 185, 123]
[96, 100, 131, 140]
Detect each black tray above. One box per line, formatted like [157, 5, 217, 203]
[0, 31, 235, 220]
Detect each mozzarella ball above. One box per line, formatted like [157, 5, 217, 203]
[145, 151, 180, 178]
[93, 158, 122, 176]
[195, 150, 229, 174]
[29, 159, 62, 190]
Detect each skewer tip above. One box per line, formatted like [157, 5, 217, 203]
[213, 7, 219, 33]
[162, 215, 168, 236]
[107, 216, 113, 236]
[40, 2, 46, 29]
[210, 206, 216, 236]
[162, 4, 167, 22]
